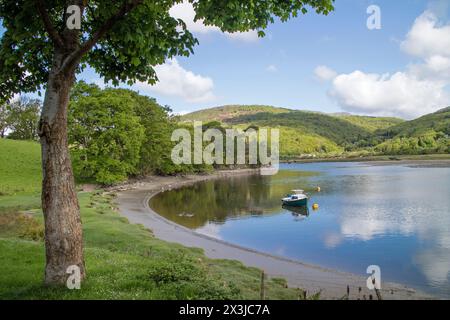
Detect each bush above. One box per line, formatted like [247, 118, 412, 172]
[146, 257, 241, 299]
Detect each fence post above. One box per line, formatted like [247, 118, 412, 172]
[260, 271, 265, 300]
[373, 276, 383, 300]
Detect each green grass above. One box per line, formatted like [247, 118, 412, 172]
[0, 138, 301, 300]
[0, 192, 301, 300]
[0, 139, 41, 195]
[0, 139, 42, 209]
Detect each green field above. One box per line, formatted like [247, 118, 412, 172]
[0, 139, 302, 300]
[0, 139, 41, 209]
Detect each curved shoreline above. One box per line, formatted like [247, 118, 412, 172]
[115, 169, 432, 300]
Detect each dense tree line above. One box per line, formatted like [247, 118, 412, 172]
[375, 130, 449, 155]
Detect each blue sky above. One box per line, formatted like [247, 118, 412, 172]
[119, 0, 450, 118]
[3, 0, 450, 119]
[169, 0, 428, 112]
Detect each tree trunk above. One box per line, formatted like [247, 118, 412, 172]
[39, 50, 85, 285]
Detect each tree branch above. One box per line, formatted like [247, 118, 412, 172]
[59, 0, 143, 74]
[35, 0, 65, 49]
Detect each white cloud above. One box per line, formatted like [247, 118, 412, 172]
[225, 30, 259, 42]
[329, 70, 448, 118]
[401, 11, 450, 59]
[169, 2, 219, 34]
[314, 65, 337, 81]
[266, 65, 278, 73]
[170, 1, 259, 42]
[401, 11, 450, 83]
[136, 59, 215, 104]
[10, 93, 21, 103]
[318, 10, 450, 119]
[408, 55, 450, 82]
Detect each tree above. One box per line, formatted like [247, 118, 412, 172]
[6, 96, 41, 140]
[131, 94, 179, 176]
[0, 0, 334, 286]
[69, 82, 187, 180]
[68, 82, 144, 185]
[0, 102, 8, 138]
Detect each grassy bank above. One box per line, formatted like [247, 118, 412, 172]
[0, 139, 41, 209]
[0, 139, 301, 299]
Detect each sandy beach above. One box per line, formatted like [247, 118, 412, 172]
[114, 168, 434, 300]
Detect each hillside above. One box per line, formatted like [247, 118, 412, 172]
[182, 105, 290, 122]
[228, 110, 373, 145]
[336, 115, 404, 132]
[0, 139, 41, 196]
[0, 139, 42, 208]
[376, 107, 450, 138]
[374, 107, 450, 155]
[182, 105, 403, 132]
[182, 105, 450, 157]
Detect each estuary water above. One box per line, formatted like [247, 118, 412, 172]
[149, 162, 450, 297]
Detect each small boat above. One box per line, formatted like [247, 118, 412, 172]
[281, 190, 308, 207]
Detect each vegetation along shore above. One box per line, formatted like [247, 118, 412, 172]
[1, 85, 448, 300]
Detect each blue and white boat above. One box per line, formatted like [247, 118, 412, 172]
[281, 190, 308, 207]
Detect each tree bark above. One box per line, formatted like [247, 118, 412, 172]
[39, 49, 85, 285]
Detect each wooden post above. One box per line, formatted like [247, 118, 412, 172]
[297, 288, 302, 300]
[375, 289, 383, 300]
[260, 271, 265, 300]
[373, 277, 383, 300]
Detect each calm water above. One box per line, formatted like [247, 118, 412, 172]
[150, 162, 450, 297]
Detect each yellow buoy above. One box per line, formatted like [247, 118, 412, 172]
[316, 186, 321, 192]
[312, 203, 319, 210]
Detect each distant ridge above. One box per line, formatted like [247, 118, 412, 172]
[182, 105, 291, 122]
[434, 106, 450, 114]
[181, 105, 404, 132]
[375, 106, 450, 138]
[181, 105, 449, 157]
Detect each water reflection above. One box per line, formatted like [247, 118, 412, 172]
[150, 170, 317, 229]
[150, 162, 450, 297]
[282, 204, 309, 219]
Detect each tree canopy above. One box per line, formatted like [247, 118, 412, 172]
[0, 0, 334, 101]
[68, 82, 144, 184]
[4, 97, 41, 140]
